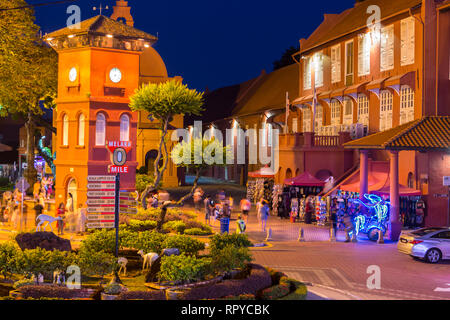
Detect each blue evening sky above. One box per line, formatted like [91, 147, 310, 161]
[29, 0, 356, 91]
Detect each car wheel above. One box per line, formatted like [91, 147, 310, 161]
[425, 249, 441, 264]
[367, 228, 380, 242]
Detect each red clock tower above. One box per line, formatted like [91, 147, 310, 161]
[46, 14, 157, 209]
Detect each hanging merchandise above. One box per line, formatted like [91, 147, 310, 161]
[317, 197, 327, 226]
[290, 197, 299, 223]
[272, 184, 283, 215]
[299, 196, 306, 222]
[336, 199, 346, 230]
[246, 180, 257, 202]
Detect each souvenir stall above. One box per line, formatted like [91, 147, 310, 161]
[272, 184, 284, 217]
[283, 171, 325, 223]
[246, 167, 275, 207]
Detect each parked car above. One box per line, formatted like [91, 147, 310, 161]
[397, 227, 450, 263]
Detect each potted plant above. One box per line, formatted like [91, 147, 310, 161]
[101, 282, 127, 300]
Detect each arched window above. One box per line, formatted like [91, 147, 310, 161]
[380, 90, 393, 131]
[78, 113, 85, 146]
[286, 168, 293, 180]
[357, 94, 369, 126]
[62, 114, 69, 146]
[330, 99, 341, 126]
[400, 85, 415, 124]
[96, 113, 106, 146]
[120, 114, 130, 141]
[407, 172, 415, 189]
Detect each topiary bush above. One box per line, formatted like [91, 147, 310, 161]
[162, 235, 205, 256]
[124, 219, 157, 232]
[211, 245, 252, 273]
[184, 228, 211, 236]
[159, 254, 212, 283]
[0, 241, 20, 280]
[129, 231, 168, 254]
[209, 233, 252, 255]
[163, 221, 187, 234]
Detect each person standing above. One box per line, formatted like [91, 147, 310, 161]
[56, 203, 66, 236]
[204, 195, 214, 225]
[240, 198, 251, 224]
[330, 198, 338, 239]
[76, 203, 87, 235]
[33, 200, 44, 227]
[259, 200, 270, 232]
[304, 196, 314, 224]
[193, 188, 203, 212]
[236, 215, 246, 234]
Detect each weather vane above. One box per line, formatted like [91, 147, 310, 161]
[93, 3, 109, 15]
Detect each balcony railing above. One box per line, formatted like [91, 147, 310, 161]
[314, 135, 340, 147]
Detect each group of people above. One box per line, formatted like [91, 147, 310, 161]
[0, 189, 23, 228]
[202, 190, 233, 227]
[55, 195, 87, 236]
[33, 176, 53, 201]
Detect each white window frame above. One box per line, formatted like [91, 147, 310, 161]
[358, 33, 371, 76]
[380, 25, 395, 71]
[379, 90, 393, 131]
[345, 40, 354, 85]
[120, 114, 130, 141]
[78, 113, 85, 146]
[400, 85, 415, 124]
[315, 105, 323, 133]
[331, 44, 341, 84]
[357, 94, 370, 127]
[330, 99, 341, 126]
[303, 57, 312, 90]
[302, 108, 312, 132]
[62, 114, 69, 146]
[401, 17, 415, 66]
[292, 117, 298, 133]
[96, 113, 106, 146]
[314, 52, 324, 88]
[343, 97, 353, 125]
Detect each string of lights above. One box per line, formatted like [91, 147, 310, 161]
[0, 0, 79, 12]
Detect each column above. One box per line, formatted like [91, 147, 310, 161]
[359, 150, 369, 199]
[389, 150, 402, 241]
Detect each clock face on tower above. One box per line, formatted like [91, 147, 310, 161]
[69, 67, 77, 82]
[109, 67, 122, 83]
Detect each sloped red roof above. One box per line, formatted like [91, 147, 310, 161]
[300, 0, 422, 54]
[284, 171, 325, 187]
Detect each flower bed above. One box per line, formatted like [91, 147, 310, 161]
[15, 285, 95, 300]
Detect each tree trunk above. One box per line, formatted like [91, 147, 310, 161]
[24, 112, 37, 194]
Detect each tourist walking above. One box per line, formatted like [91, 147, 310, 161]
[193, 188, 203, 212]
[236, 215, 246, 234]
[240, 198, 251, 223]
[76, 203, 87, 235]
[259, 200, 270, 232]
[204, 195, 214, 225]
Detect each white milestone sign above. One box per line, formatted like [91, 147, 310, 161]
[87, 191, 116, 198]
[87, 175, 116, 182]
[87, 198, 115, 205]
[87, 183, 116, 190]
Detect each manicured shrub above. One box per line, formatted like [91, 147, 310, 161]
[163, 220, 187, 234]
[103, 283, 126, 295]
[184, 228, 211, 236]
[211, 245, 252, 273]
[125, 219, 157, 232]
[209, 233, 252, 255]
[266, 267, 287, 285]
[258, 283, 290, 300]
[278, 284, 307, 300]
[116, 290, 166, 300]
[18, 285, 90, 299]
[0, 241, 20, 279]
[13, 278, 35, 289]
[77, 249, 117, 278]
[15, 247, 53, 279]
[136, 174, 156, 193]
[130, 231, 168, 254]
[81, 229, 135, 254]
[159, 254, 212, 283]
[182, 264, 272, 300]
[162, 235, 205, 255]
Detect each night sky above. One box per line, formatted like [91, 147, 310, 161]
[29, 0, 355, 91]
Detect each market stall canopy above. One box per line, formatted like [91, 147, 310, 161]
[248, 166, 275, 178]
[0, 143, 13, 152]
[284, 171, 325, 187]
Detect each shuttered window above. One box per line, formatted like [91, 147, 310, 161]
[343, 97, 353, 125]
[303, 57, 312, 90]
[292, 117, 298, 133]
[78, 113, 85, 146]
[62, 114, 69, 146]
[96, 113, 106, 146]
[357, 94, 370, 127]
[331, 100, 341, 126]
[358, 34, 371, 76]
[303, 109, 312, 132]
[314, 52, 324, 88]
[315, 105, 323, 132]
[380, 25, 394, 71]
[401, 17, 415, 66]
[400, 86, 415, 124]
[331, 45, 341, 83]
[379, 90, 393, 131]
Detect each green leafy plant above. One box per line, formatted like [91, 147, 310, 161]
[124, 219, 157, 232]
[0, 241, 20, 279]
[103, 283, 126, 295]
[162, 235, 205, 256]
[130, 231, 168, 254]
[258, 283, 291, 300]
[163, 221, 187, 234]
[184, 228, 211, 236]
[209, 233, 252, 255]
[13, 278, 35, 289]
[159, 254, 212, 283]
[15, 247, 54, 279]
[211, 245, 252, 273]
[77, 249, 117, 279]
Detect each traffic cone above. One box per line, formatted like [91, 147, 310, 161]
[329, 228, 336, 242]
[298, 227, 305, 242]
[377, 229, 384, 244]
[265, 228, 273, 241]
